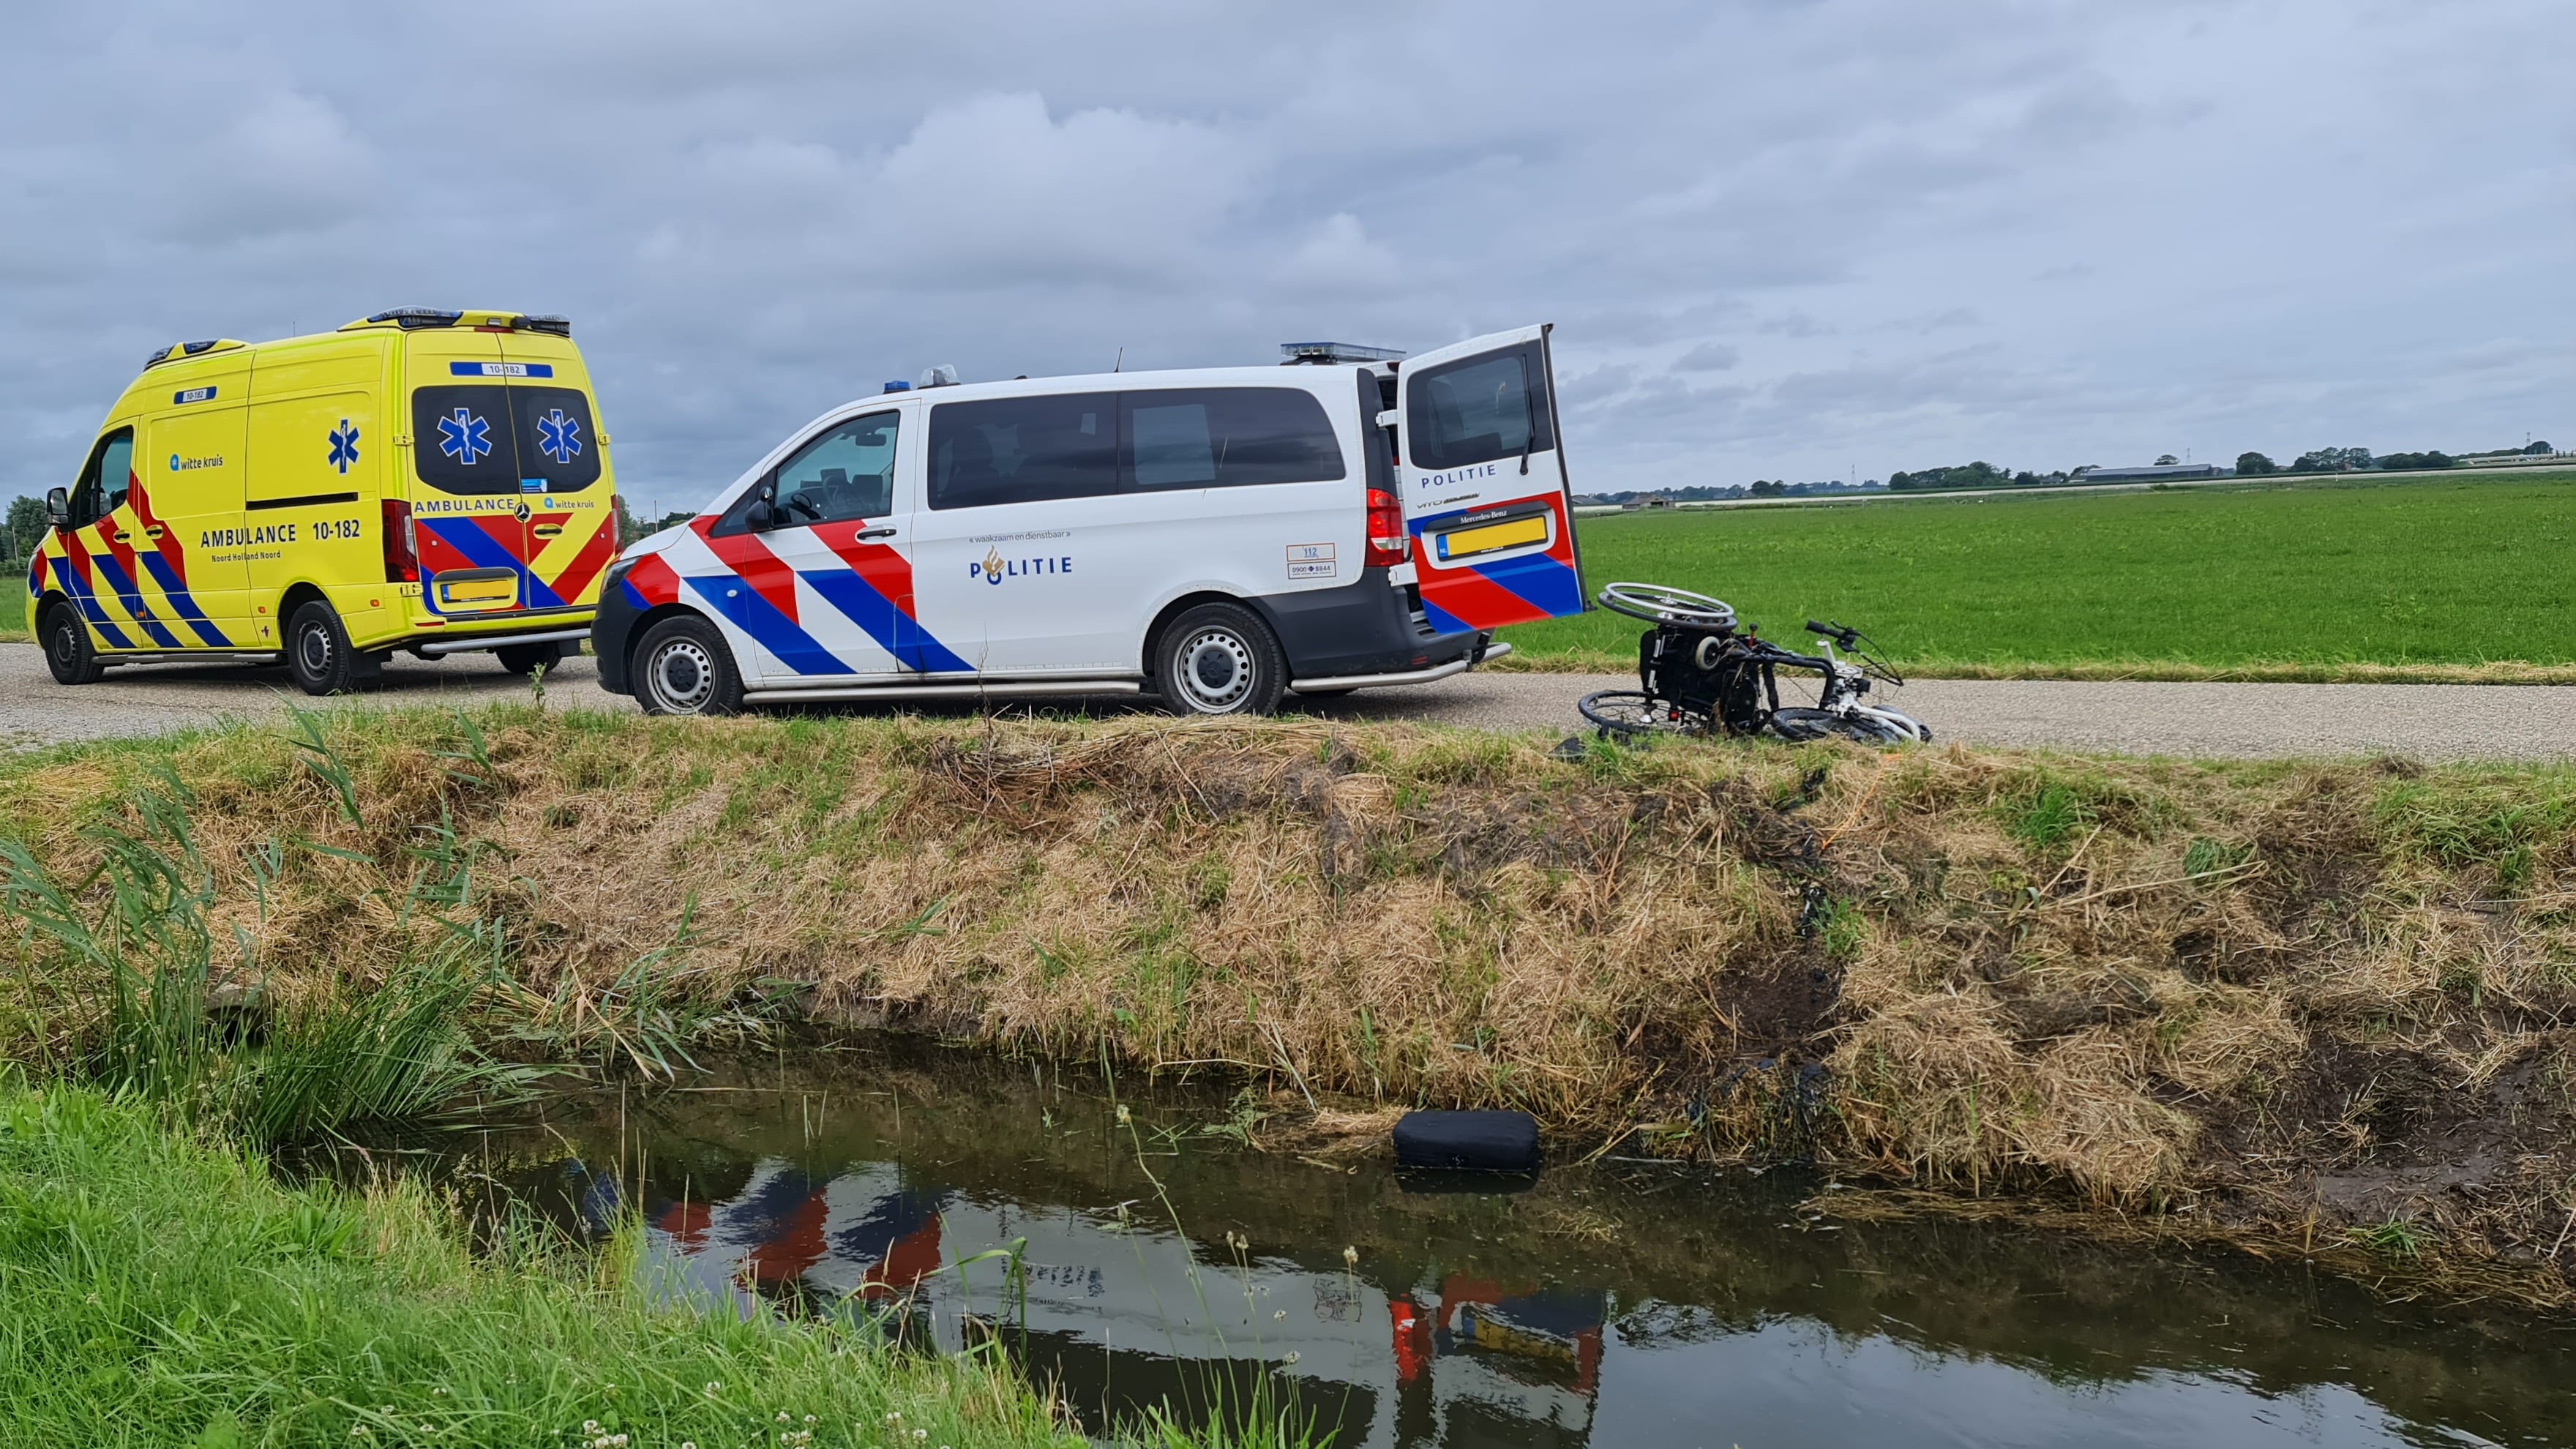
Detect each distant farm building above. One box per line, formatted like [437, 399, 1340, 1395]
[2073, 463, 2226, 483]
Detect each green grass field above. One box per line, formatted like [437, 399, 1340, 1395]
[1499, 470, 2576, 678]
[11, 471, 2572, 677]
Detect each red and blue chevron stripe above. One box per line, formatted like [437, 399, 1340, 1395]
[1408, 498, 1585, 634]
[631, 520, 971, 674]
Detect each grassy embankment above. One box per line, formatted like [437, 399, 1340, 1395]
[1497, 469, 2576, 681]
[0, 716, 1301, 1449]
[5, 705, 2571, 1301]
[0, 1085, 1119, 1448]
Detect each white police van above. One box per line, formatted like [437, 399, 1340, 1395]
[591, 327, 1587, 716]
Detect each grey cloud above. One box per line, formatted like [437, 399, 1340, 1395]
[0, 0, 2566, 501]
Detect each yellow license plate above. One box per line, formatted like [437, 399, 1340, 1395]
[439, 578, 517, 609]
[1437, 515, 1548, 561]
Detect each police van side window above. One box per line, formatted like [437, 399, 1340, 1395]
[929, 393, 1119, 510]
[412, 386, 520, 494]
[1121, 388, 1345, 490]
[70, 428, 136, 525]
[1406, 347, 1554, 472]
[775, 412, 899, 525]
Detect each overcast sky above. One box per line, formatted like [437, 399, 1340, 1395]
[4, 0, 2568, 506]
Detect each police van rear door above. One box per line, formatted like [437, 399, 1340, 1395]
[1393, 324, 1584, 633]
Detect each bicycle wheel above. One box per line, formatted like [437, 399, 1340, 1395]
[1595, 582, 1737, 629]
[1579, 689, 1705, 738]
[1770, 706, 1925, 745]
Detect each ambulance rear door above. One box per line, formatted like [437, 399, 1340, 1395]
[495, 330, 616, 610]
[1393, 324, 1586, 633]
[400, 328, 539, 618]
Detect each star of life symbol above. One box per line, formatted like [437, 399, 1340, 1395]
[327, 419, 361, 475]
[436, 408, 492, 465]
[534, 408, 582, 465]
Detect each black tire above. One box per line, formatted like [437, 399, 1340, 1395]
[1578, 689, 1702, 738]
[495, 640, 572, 676]
[285, 599, 365, 696]
[632, 615, 744, 716]
[40, 603, 105, 686]
[1153, 602, 1287, 716]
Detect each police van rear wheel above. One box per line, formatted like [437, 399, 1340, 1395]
[634, 616, 743, 717]
[1155, 602, 1286, 717]
[286, 600, 363, 697]
[40, 604, 105, 686]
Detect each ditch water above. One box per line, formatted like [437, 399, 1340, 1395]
[416, 1040, 2572, 1448]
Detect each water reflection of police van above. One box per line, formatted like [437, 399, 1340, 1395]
[592, 329, 1586, 717]
[27, 308, 619, 694]
[616, 1152, 1606, 1446]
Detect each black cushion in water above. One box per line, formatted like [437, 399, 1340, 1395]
[1393, 1109, 1540, 1172]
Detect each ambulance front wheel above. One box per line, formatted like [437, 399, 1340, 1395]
[286, 600, 370, 696]
[634, 615, 744, 717]
[1153, 602, 1287, 716]
[40, 603, 106, 686]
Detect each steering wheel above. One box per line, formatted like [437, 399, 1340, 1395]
[1596, 582, 1737, 629]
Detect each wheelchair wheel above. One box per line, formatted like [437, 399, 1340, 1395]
[1579, 689, 1704, 738]
[1770, 706, 1928, 745]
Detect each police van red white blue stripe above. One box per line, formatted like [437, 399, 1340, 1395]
[592, 327, 1587, 716]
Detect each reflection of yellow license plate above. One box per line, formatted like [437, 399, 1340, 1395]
[1437, 515, 1548, 560]
[439, 579, 517, 609]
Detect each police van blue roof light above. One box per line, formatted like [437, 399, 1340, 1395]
[1280, 342, 1405, 365]
[883, 380, 913, 392]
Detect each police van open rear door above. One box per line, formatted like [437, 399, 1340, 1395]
[1395, 324, 1584, 634]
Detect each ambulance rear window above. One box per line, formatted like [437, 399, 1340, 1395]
[411, 385, 601, 494]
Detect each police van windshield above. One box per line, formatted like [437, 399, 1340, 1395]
[411, 385, 602, 495]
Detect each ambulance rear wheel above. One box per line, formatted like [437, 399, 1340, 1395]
[1154, 602, 1287, 717]
[40, 603, 105, 686]
[286, 600, 363, 697]
[495, 640, 572, 676]
[634, 615, 743, 717]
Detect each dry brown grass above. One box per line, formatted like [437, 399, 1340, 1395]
[3, 704, 2572, 1288]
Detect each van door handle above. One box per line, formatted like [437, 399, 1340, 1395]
[853, 527, 896, 541]
[144, 525, 165, 540]
[112, 530, 132, 542]
[532, 523, 564, 539]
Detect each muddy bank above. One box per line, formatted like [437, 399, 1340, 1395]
[2, 706, 2571, 1295]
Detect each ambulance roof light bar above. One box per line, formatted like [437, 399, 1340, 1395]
[364, 307, 466, 329]
[1280, 342, 1404, 366]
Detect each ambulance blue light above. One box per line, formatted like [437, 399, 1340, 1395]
[883, 381, 913, 392]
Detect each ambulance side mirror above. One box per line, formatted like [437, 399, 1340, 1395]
[44, 487, 67, 528]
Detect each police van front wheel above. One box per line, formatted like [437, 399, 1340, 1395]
[634, 615, 744, 717]
[40, 604, 105, 686]
[1153, 602, 1287, 716]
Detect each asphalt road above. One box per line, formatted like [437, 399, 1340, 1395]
[2, 643, 2570, 761]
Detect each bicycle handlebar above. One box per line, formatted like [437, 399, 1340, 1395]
[1805, 620, 1860, 648]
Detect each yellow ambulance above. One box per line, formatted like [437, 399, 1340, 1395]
[28, 307, 620, 693]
